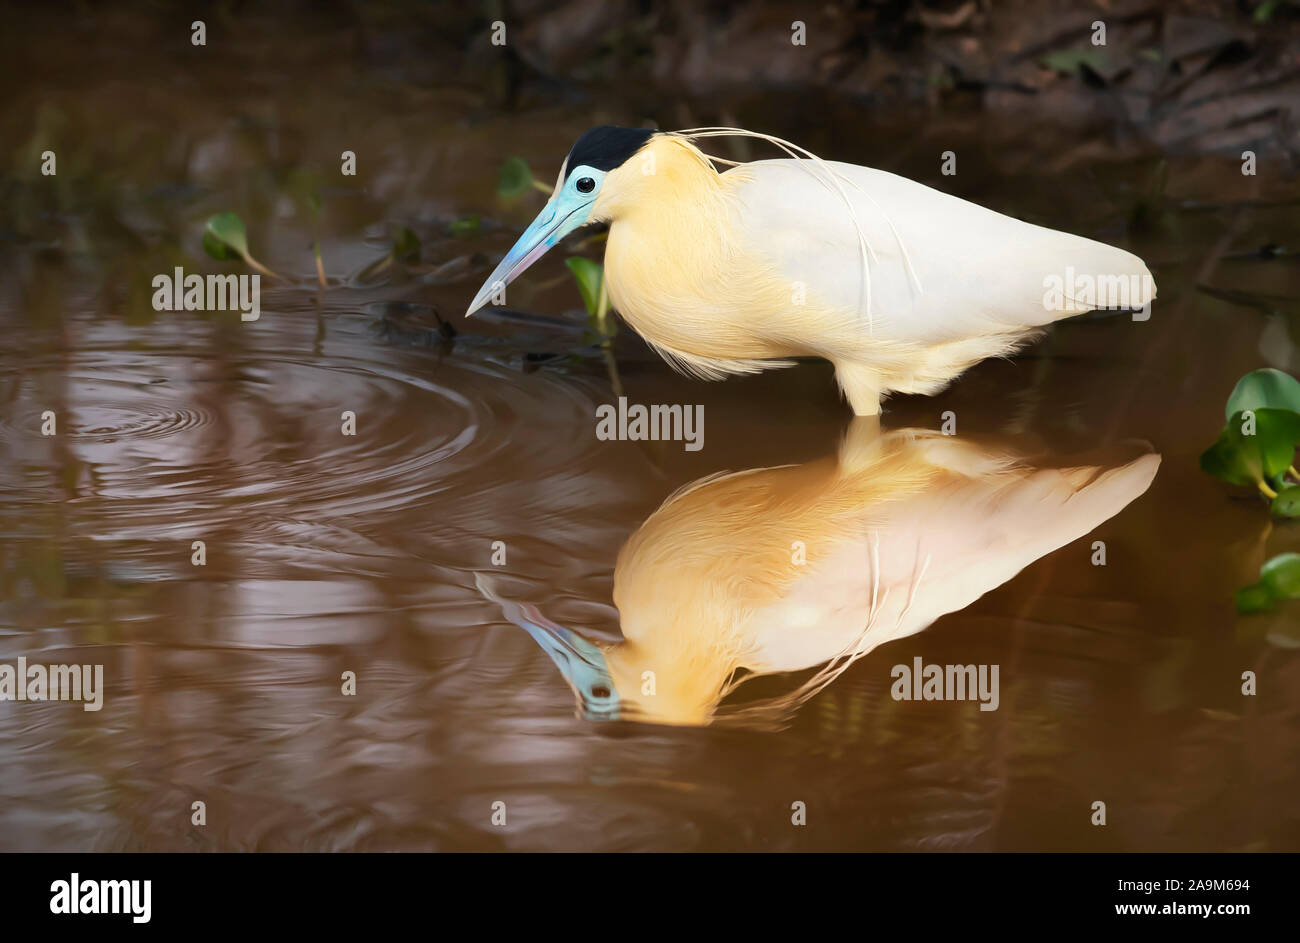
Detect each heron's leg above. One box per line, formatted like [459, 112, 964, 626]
[838, 415, 882, 473]
[834, 362, 883, 416]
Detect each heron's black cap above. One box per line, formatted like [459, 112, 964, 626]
[564, 126, 657, 176]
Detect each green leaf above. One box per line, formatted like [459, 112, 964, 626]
[498, 157, 535, 201]
[1225, 368, 1300, 421]
[202, 229, 233, 260]
[203, 212, 250, 259]
[1272, 484, 1300, 517]
[447, 216, 481, 239]
[1039, 50, 1109, 74]
[1235, 582, 1275, 614]
[1200, 425, 1257, 486]
[565, 257, 603, 317]
[393, 226, 421, 261]
[1199, 408, 1300, 486]
[1250, 409, 1300, 480]
[1237, 552, 1300, 615]
[1260, 552, 1300, 599]
[1254, 0, 1280, 24]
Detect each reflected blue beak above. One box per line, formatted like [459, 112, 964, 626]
[465, 190, 595, 317]
[475, 572, 619, 720]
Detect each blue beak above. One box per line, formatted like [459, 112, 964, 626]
[474, 573, 619, 720]
[465, 190, 595, 317]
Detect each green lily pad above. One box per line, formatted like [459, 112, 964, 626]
[1237, 552, 1300, 615]
[1260, 552, 1300, 598]
[1225, 368, 1300, 421]
[1235, 582, 1275, 614]
[565, 257, 603, 317]
[498, 157, 535, 201]
[1200, 408, 1300, 487]
[1272, 484, 1300, 517]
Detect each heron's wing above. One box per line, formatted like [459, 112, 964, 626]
[725, 160, 1154, 345]
[871, 447, 1160, 636]
[746, 443, 1160, 672]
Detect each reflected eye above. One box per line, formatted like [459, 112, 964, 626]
[590, 684, 611, 699]
[576, 176, 596, 194]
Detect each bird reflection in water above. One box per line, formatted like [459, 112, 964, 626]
[480, 420, 1159, 728]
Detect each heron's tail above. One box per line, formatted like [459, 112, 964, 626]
[1034, 238, 1157, 326]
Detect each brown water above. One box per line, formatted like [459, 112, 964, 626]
[2, 10, 1300, 851]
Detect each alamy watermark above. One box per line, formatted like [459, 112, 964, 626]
[152, 267, 260, 321]
[50, 873, 150, 923]
[0, 657, 104, 711]
[595, 396, 704, 452]
[891, 657, 999, 711]
[1042, 267, 1153, 321]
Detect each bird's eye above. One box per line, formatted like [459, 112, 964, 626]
[576, 176, 596, 194]
[590, 684, 611, 699]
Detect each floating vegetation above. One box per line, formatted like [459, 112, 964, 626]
[201, 212, 283, 280]
[392, 226, 421, 262]
[564, 256, 620, 395]
[307, 191, 327, 288]
[1038, 49, 1110, 77]
[1236, 553, 1300, 614]
[1200, 368, 1300, 510]
[565, 256, 614, 342]
[498, 156, 552, 200]
[447, 215, 481, 239]
[357, 226, 421, 280]
[1200, 369, 1300, 615]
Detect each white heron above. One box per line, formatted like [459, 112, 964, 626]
[466, 126, 1155, 415]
